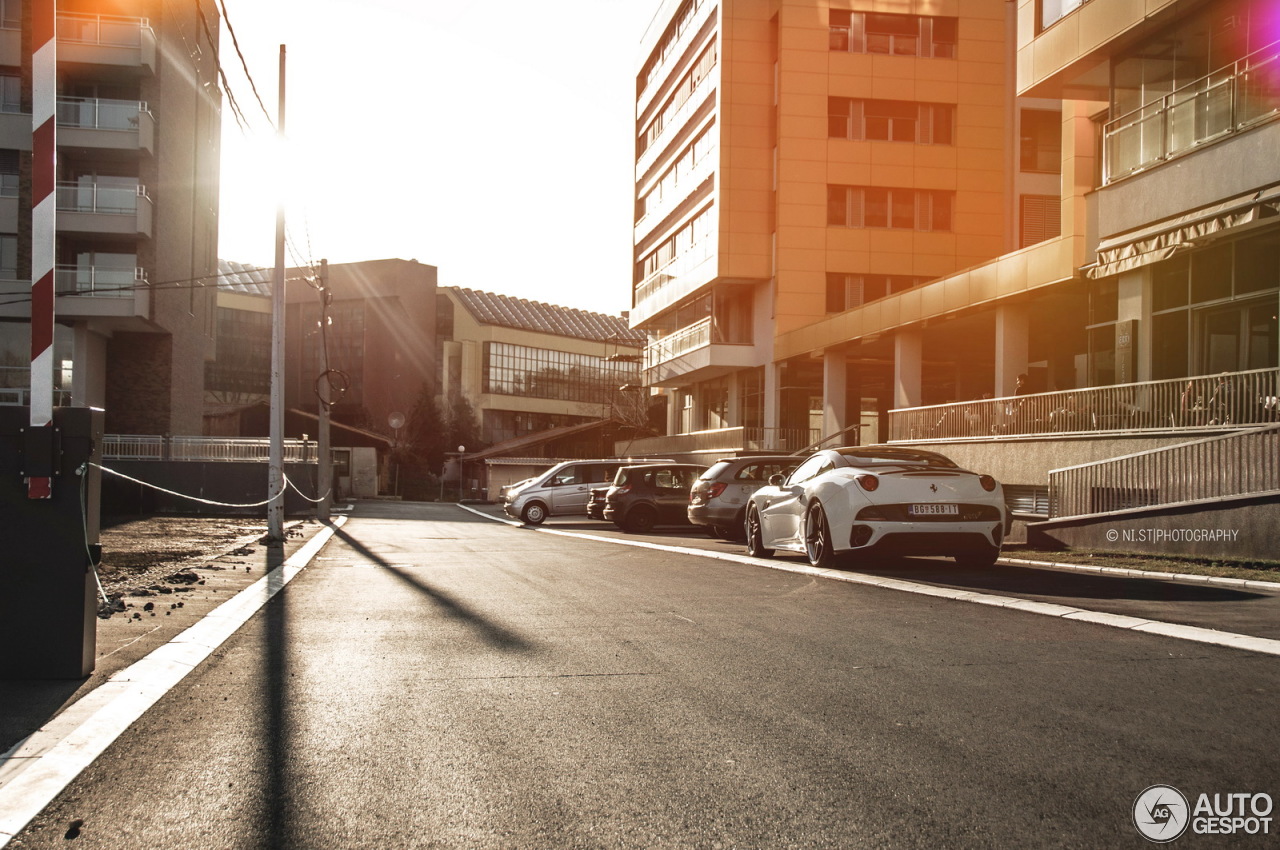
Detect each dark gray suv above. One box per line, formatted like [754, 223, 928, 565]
[688, 455, 800, 540]
[604, 463, 707, 534]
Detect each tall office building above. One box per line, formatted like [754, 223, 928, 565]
[632, 0, 1060, 451]
[0, 0, 221, 435]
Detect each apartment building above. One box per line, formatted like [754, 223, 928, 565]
[0, 0, 221, 435]
[631, 0, 1072, 455]
[437, 287, 645, 446]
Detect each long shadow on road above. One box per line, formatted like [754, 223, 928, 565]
[331, 524, 533, 652]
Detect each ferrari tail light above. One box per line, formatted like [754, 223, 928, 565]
[856, 474, 879, 492]
[979, 475, 997, 492]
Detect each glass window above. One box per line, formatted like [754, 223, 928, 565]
[1020, 109, 1062, 173]
[1191, 243, 1233, 304]
[1234, 231, 1280, 295]
[786, 454, 829, 485]
[1152, 256, 1189, 311]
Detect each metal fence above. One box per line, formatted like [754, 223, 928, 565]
[890, 367, 1280, 443]
[1048, 423, 1280, 518]
[617, 426, 820, 457]
[102, 435, 316, 463]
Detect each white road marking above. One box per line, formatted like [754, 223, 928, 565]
[457, 504, 1280, 658]
[0, 518, 347, 847]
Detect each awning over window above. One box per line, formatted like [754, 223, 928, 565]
[1085, 185, 1280, 279]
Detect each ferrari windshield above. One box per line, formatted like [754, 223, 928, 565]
[834, 447, 959, 468]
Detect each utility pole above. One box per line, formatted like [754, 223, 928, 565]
[267, 45, 287, 540]
[317, 258, 332, 521]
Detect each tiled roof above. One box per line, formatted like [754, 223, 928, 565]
[218, 259, 272, 298]
[449, 287, 643, 345]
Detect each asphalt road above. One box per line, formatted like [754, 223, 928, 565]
[10, 501, 1279, 848]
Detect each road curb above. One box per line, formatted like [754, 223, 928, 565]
[456, 504, 1280, 659]
[0, 517, 347, 847]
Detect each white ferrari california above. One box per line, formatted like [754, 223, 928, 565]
[744, 446, 1007, 568]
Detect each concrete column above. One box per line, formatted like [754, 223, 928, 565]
[1117, 270, 1148, 382]
[665, 389, 681, 436]
[763, 361, 781, 449]
[994, 302, 1029, 396]
[71, 324, 107, 409]
[690, 382, 706, 432]
[726, 370, 741, 427]
[822, 350, 846, 441]
[893, 330, 922, 409]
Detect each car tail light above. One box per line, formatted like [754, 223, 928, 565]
[856, 474, 879, 492]
[614, 485, 631, 496]
[979, 475, 997, 492]
[707, 482, 727, 499]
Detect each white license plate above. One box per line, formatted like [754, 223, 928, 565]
[908, 503, 958, 516]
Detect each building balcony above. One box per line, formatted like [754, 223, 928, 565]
[57, 98, 155, 156]
[636, 0, 717, 116]
[56, 181, 153, 238]
[0, 267, 150, 327]
[56, 13, 157, 74]
[634, 148, 716, 245]
[631, 236, 716, 327]
[1103, 43, 1280, 185]
[643, 316, 756, 387]
[636, 72, 716, 181]
[616, 426, 821, 459]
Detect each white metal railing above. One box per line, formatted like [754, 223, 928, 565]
[1048, 423, 1280, 518]
[889, 368, 1280, 443]
[635, 145, 717, 233]
[102, 435, 317, 463]
[645, 317, 712, 369]
[55, 265, 145, 297]
[635, 235, 714, 307]
[56, 181, 148, 214]
[618, 426, 820, 456]
[637, 70, 715, 177]
[1103, 42, 1280, 184]
[57, 97, 150, 131]
[57, 13, 152, 47]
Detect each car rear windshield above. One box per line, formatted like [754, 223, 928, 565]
[701, 461, 733, 480]
[835, 448, 959, 468]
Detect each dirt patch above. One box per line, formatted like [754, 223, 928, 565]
[1002, 543, 1280, 583]
[97, 516, 270, 596]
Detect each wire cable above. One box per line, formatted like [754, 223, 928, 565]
[216, 0, 276, 128]
[90, 462, 280, 508]
[78, 464, 112, 608]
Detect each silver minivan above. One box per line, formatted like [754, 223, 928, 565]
[504, 459, 667, 525]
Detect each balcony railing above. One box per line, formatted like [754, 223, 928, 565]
[645, 317, 712, 369]
[889, 368, 1280, 443]
[56, 181, 149, 214]
[57, 97, 150, 131]
[55, 265, 146, 297]
[57, 13, 152, 47]
[1103, 42, 1280, 184]
[617, 426, 820, 457]
[1048, 423, 1280, 519]
[102, 435, 317, 463]
[635, 235, 714, 308]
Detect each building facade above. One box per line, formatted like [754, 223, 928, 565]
[632, 0, 1072, 454]
[0, 0, 221, 435]
[438, 287, 645, 446]
[208, 258, 438, 441]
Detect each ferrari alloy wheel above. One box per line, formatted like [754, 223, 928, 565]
[804, 502, 838, 568]
[745, 504, 773, 559]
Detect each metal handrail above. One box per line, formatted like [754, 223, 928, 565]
[889, 368, 1280, 443]
[56, 13, 152, 47]
[102, 435, 317, 463]
[1048, 423, 1280, 518]
[56, 96, 150, 131]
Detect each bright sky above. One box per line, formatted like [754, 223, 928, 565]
[216, 0, 659, 317]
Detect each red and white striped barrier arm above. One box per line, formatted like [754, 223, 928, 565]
[28, 0, 56, 499]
